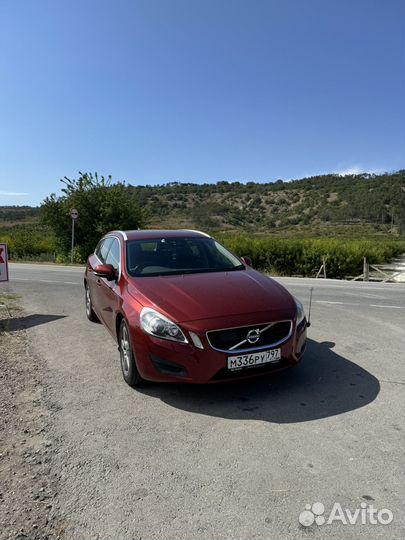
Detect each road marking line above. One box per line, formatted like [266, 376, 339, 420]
[278, 280, 405, 292]
[315, 300, 344, 305]
[316, 300, 404, 309]
[9, 263, 85, 271]
[343, 291, 386, 299]
[370, 304, 404, 309]
[11, 278, 80, 285]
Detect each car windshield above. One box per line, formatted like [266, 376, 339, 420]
[126, 237, 245, 277]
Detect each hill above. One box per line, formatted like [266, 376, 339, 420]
[131, 170, 405, 233]
[1, 170, 404, 236]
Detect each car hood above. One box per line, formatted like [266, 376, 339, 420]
[127, 268, 296, 323]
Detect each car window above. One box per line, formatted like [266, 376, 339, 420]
[126, 237, 244, 277]
[105, 238, 121, 271]
[95, 237, 113, 263]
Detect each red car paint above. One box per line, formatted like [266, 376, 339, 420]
[84, 230, 307, 383]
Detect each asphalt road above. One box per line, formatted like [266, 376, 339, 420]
[4, 263, 405, 539]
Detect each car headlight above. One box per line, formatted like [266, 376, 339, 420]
[140, 307, 188, 343]
[294, 297, 306, 325]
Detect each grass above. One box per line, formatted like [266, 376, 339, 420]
[0, 292, 21, 333]
[0, 293, 20, 302]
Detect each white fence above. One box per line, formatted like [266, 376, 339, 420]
[351, 257, 405, 282]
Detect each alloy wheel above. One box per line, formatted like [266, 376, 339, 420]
[85, 286, 91, 316]
[120, 324, 131, 377]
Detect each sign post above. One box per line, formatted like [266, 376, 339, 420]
[70, 208, 79, 263]
[0, 243, 9, 282]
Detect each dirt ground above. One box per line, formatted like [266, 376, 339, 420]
[0, 292, 63, 540]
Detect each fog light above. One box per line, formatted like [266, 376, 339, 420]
[189, 331, 204, 349]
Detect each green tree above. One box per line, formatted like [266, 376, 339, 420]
[41, 172, 147, 261]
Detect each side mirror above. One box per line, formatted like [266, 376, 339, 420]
[240, 256, 252, 267]
[94, 264, 116, 281]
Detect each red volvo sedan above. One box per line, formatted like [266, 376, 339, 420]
[84, 230, 307, 386]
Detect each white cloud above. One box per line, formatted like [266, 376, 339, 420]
[0, 190, 29, 196]
[337, 166, 363, 176]
[336, 166, 384, 177]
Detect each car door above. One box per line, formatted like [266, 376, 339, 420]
[87, 237, 113, 316]
[95, 237, 122, 335]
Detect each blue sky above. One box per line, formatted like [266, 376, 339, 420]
[0, 0, 404, 206]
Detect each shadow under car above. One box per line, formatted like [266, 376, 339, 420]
[137, 339, 380, 424]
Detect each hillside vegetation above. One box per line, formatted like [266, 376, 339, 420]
[131, 170, 405, 233]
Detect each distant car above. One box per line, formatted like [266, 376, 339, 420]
[84, 230, 307, 386]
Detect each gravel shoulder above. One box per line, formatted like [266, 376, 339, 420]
[0, 291, 64, 540]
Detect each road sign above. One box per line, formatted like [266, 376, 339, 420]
[0, 243, 9, 282]
[70, 208, 79, 220]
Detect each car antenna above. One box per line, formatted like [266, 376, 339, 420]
[307, 287, 314, 327]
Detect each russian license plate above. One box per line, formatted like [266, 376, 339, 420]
[227, 349, 281, 370]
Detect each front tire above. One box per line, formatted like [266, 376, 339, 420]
[119, 320, 143, 387]
[85, 283, 99, 322]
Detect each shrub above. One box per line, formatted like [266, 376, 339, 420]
[0, 228, 56, 260]
[220, 235, 404, 278]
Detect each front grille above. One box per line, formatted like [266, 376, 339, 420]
[206, 320, 292, 353]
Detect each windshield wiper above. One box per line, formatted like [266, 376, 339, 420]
[227, 265, 245, 271]
[133, 266, 245, 277]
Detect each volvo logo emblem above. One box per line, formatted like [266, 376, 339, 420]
[246, 328, 260, 344]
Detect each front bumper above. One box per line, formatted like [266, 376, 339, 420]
[130, 315, 307, 384]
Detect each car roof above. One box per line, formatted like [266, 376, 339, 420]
[107, 229, 211, 241]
